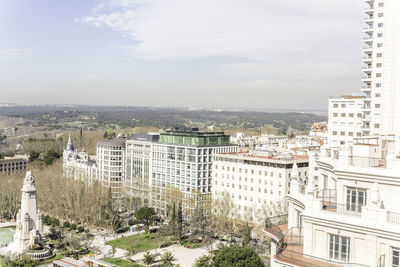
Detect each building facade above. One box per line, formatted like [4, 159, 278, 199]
[212, 151, 308, 225]
[0, 156, 28, 174]
[149, 128, 237, 216]
[328, 96, 364, 147]
[361, 0, 400, 136]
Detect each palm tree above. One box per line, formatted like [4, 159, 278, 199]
[159, 251, 176, 267]
[143, 251, 156, 267]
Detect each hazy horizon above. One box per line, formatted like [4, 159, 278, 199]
[1, 0, 364, 110]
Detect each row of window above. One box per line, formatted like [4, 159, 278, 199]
[331, 131, 362, 137]
[332, 113, 363, 118]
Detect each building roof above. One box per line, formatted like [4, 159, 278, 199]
[53, 258, 86, 267]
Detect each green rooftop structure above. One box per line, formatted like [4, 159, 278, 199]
[159, 127, 231, 146]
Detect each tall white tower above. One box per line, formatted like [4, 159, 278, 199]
[361, 0, 400, 137]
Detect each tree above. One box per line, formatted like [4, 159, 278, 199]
[170, 202, 176, 235]
[7, 254, 36, 267]
[29, 151, 40, 162]
[143, 251, 156, 267]
[212, 246, 264, 267]
[135, 206, 156, 232]
[63, 221, 70, 228]
[190, 205, 208, 237]
[159, 251, 176, 267]
[193, 255, 213, 267]
[177, 202, 183, 239]
[241, 222, 252, 246]
[69, 223, 77, 230]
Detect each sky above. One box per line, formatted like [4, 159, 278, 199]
[0, 0, 365, 110]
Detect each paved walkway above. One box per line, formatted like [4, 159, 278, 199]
[128, 245, 209, 267]
[89, 229, 212, 267]
[0, 222, 15, 228]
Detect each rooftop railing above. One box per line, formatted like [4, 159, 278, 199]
[387, 211, 400, 224]
[348, 156, 386, 168]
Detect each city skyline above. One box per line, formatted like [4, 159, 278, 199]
[1, 0, 364, 109]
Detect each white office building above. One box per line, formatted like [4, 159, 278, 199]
[212, 151, 308, 225]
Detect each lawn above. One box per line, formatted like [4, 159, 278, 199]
[103, 257, 143, 267]
[107, 233, 161, 252]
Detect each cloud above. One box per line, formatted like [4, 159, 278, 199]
[78, 0, 363, 61]
[0, 48, 34, 60]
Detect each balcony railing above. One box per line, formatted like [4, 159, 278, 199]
[348, 156, 386, 167]
[278, 248, 370, 267]
[265, 219, 369, 267]
[387, 211, 400, 224]
[322, 202, 362, 217]
[317, 189, 337, 204]
[265, 214, 288, 240]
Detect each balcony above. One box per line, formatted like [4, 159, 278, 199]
[363, 7, 374, 14]
[363, 36, 373, 44]
[363, 26, 374, 33]
[362, 66, 372, 73]
[362, 56, 373, 63]
[322, 202, 362, 217]
[363, 46, 373, 53]
[265, 216, 368, 267]
[361, 76, 372, 83]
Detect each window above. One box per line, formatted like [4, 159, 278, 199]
[349, 113, 354, 118]
[333, 104, 338, 108]
[341, 104, 346, 108]
[375, 104, 381, 108]
[357, 113, 362, 118]
[348, 132, 353, 136]
[378, 2, 384, 7]
[378, 23, 383, 27]
[376, 93, 381, 97]
[340, 131, 345, 136]
[376, 73, 382, 78]
[333, 113, 338, 117]
[392, 247, 400, 267]
[346, 187, 367, 212]
[377, 43, 383, 47]
[377, 63, 382, 68]
[329, 234, 350, 262]
[374, 124, 380, 129]
[333, 131, 337, 136]
[377, 53, 382, 57]
[377, 33, 383, 38]
[378, 13, 383, 17]
[341, 113, 346, 117]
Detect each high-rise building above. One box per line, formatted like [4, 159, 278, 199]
[149, 127, 237, 216]
[96, 139, 126, 208]
[361, 0, 400, 136]
[125, 133, 159, 209]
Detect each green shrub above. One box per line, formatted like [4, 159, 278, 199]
[63, 221, 70, 228]
[77, 226, 84, 233]
[69, 223, 77, 230]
